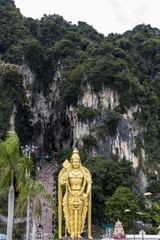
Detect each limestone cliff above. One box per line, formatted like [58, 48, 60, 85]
[16, 63, 147, 191]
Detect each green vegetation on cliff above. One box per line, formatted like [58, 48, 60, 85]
[0, 64, 34, 143]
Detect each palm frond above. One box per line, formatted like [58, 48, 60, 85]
[0, 187, 9, 195]
[14, 198, 28, 217]
[33, 198, 42, 218]
[29, 181, 46, 196]
[0, 166, 11, 188]
[15, 154, 33, 188]
[0, 142, 11, 166]
[41, 192, 55, 211]
[5, 131, 19, 152]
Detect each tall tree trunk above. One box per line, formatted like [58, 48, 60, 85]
[7, 185, 14, 240]
[26, 196, 30, 240]
[32, 215, 37, 240]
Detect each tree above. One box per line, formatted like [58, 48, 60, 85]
[13, 145, 55, 240]
[16, 180, 54, 240]
[148, 202, 160, 226]
[84, 155, 125, 220]
[105, 187, 139, 230]
[101, 111, 120, 137]
[0, 131, 32, 240]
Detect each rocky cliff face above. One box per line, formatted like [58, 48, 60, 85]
[16, 63, 147, 189]
[17, 63, 73, 152]
[68, 85, 142, 168]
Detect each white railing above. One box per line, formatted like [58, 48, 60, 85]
[103, 235, 160, 240]
[126, 235, 160, 240]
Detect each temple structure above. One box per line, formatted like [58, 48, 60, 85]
[113, 220, 126, 239]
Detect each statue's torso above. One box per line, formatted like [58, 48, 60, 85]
[68, 170, 83, 191]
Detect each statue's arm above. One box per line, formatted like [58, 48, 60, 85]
[86, 181, 91, 195]
[86, 175, 91, 196]
[58, 168, 68, 239]
[83, 173, 91, 198]
[59, 171, 68, 186]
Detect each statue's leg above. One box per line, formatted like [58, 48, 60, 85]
[69, 205, 74, 238]
[80, 199, 88, 235]
[77, 208, 83, 238]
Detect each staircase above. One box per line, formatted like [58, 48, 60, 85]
[29, 160, 58, 239]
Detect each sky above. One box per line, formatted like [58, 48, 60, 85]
[14, 0, 160, 36]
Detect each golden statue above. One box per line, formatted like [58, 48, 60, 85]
[58, 148, 92, 239]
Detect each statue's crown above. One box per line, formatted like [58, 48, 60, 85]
[72, 148, 79, 154]
[71, 148, 80, 162]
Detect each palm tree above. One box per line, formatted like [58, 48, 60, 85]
[0, 132, 54, 240]
[15, 147, 54, 240]
[0, 131, 32, 240]
[15, 148, 34, 240]
[30, 181, 54, 240]
[16, 180, 54, 240]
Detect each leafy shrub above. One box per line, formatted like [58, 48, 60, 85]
[102, 111, 120, 137]
[82, 135, 97, 149]
[75, 105, 101, 121]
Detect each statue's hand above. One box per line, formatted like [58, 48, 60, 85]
[63, 176, 68, 184]
[82, 193, 88, 199]
[60, 176, 68, 185]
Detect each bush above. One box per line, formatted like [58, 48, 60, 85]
[102, 111, 120, 137]
[75, 105, 101, 121]
[82, 135, 97, 149]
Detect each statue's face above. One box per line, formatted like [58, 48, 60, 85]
[72, 158, 80, 169]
